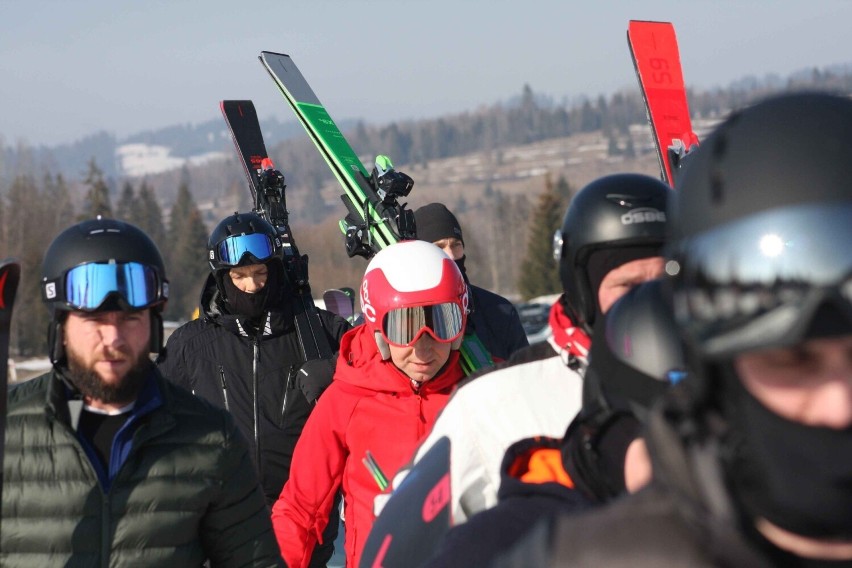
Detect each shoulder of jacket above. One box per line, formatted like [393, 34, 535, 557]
[454, 341, 557, 392]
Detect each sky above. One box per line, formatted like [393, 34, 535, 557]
[2, 0, 852, 147]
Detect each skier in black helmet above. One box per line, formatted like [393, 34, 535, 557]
[376, 173, 670, 527]
[422, 278, 685, 568]
[496, 92, 852, 568]
[157, 211, 350, 566]
[2, 217, 282, 566]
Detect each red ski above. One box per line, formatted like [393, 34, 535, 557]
[627, 20, 699, 186]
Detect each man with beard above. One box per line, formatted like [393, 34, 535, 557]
[1, 217, 283, 567]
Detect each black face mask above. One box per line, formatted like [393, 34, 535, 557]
[221, 265, 278, 320]
[454, 255, 468, 279]
[722, 367, 852, 539]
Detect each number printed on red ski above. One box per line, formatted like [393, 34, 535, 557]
[627, 20, 699, 186]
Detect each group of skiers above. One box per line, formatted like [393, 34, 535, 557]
[1, 89, 851, 568]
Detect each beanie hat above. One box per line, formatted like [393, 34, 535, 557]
[414, 203, 464, 246]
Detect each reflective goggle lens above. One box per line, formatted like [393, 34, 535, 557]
[382, 302, 464, 346]
[669, 202, 852, 357]
[65, 262, 161, 310]
[217, 233, 275, 265]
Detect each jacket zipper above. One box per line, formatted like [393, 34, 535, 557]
[218, 365, 230, 411]
[252, 338, 261, 470]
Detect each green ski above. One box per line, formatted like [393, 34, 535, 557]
[258, 51, 493, 374]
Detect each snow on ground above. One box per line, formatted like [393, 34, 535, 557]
[116, 143, 227, 177]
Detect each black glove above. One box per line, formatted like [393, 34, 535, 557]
[297, 357, 337, 404]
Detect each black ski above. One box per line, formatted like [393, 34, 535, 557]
[0, 259, 21, 533]
[220, 100, 333, 361]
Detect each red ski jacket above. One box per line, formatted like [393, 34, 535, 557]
[271, 324, 465, 568]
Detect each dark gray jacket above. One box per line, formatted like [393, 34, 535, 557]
[1, 367, 283, 567]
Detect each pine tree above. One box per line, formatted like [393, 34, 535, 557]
[6, 174, 50, 355]
[517, 174, 563, 300]
[80, 158, 113, 220]
[136, 180, 167, 253]
[165, 179, 208, 320]
[116, 180, 136, 222]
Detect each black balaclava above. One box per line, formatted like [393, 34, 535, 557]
[720, 365, 852, 539]
[585, 245, 660, 323]
[561, 315, 644, 502]
[221, 260, 285, 321]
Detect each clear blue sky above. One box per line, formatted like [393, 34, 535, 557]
[2, 0, 851, 147]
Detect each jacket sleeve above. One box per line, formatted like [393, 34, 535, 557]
[502, 302, 530, 356]
[200, 414, 285, 567]
[155, 326, 190, 391]
[271, 387, 348, 568]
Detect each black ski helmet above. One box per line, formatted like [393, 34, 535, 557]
[666, 92, 852, 359]
[553, 173, 670, 331]
[582, 278, 686, 419]
[563, 278, 686, 501]
[207, 211, 282, 273]
[41, 217, 169, 363]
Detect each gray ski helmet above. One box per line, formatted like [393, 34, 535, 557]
[41, 217, 169, 362]
[582, 278, 686, 420]
[553, 173, 670, 331]
[666, 92, 852, 359]
[207, 212, 282, 272]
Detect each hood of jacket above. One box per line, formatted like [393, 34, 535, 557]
[334, 324, 464, 394]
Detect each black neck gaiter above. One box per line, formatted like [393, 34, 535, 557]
[221, 264, 280, 321]
[722, 366, 852, 539]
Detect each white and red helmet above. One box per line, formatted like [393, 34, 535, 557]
[360, 240, 468, 359]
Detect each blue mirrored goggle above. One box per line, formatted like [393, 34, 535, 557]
[53, 262, 165, 311]
[216, 233, 276, 266]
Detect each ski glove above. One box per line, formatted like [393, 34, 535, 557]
[297, 357, 337, 404]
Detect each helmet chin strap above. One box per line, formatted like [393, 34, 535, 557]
[374, 331, 391, 360]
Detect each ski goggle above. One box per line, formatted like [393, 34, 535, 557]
[667, 202, 852, 358]
[43, 261, 167, 311]
[215, 233, 276, 266]
[381, 302, 465, 347]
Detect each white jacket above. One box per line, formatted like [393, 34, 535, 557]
[385, 337, 584, 524]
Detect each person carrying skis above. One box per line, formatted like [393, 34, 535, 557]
[421, 278, 685, 567]
[1, 217, 282, 567]
[495, 92, 852, 567]
[380, 173, 670, 526]
[157, 211, 350, 566]
[414, 202, 528, 361]
[271, 240, 469, 568]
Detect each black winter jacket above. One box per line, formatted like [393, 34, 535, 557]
[467, 284, 528, 362]
[424, 436, 592, 568]
[1, 367, 283, 567]
[492, 391, 788, 568]
[158, 276, 350, 501]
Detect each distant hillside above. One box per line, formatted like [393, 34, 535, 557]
[2, 62, 851, 213]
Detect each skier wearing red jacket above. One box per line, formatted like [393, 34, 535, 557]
[271, 240, 468, 568]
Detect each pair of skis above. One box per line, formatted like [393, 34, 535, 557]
[627, 20, 699, 186]
[220, 100, 334, 361]
[0, 260, 21, 537]
[257, 51, 494, 377]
